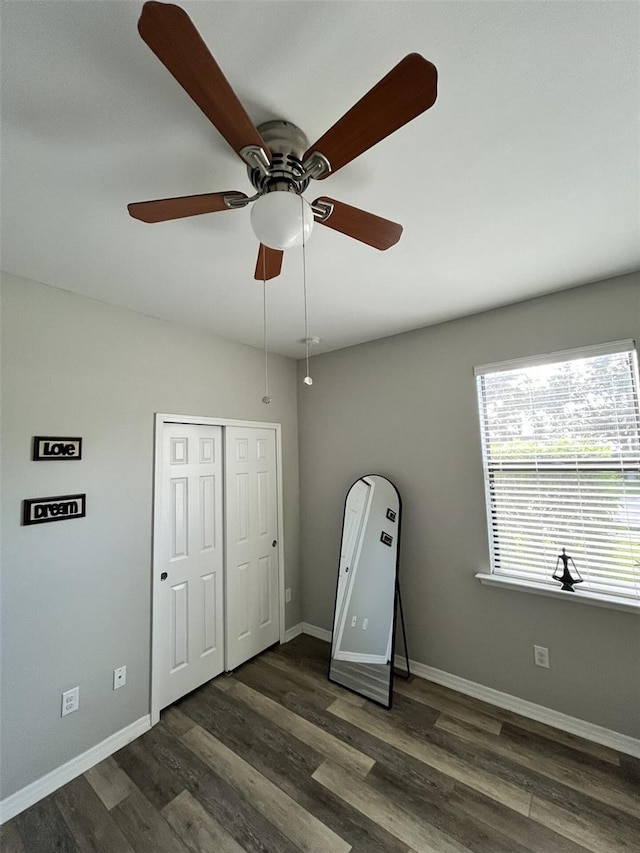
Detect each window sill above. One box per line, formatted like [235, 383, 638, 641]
[475, 573, 639, 614]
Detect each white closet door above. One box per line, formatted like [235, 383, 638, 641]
[225, 426, 279, 670]
[156, 424, 224, 710]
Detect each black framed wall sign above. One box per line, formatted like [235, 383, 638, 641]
[33, 436, 82, 461]
[23, 494, 86, 525]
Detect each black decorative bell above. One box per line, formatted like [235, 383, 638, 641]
[552, 548, 583, 591]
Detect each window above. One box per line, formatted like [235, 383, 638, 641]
[475, 341, 640, 601]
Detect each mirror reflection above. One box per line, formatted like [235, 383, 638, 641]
[329, 475, 401, 708]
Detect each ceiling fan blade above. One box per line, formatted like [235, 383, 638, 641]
[254, 244, 284, 280]
[138, 2, 267, 159]
[128, 191, 247, 223]
[313, 197, 402, 250]
[304, 54, 437, 178]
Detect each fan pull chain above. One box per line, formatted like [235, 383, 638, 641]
[261, 250, 271, 404]
[301, 196, 313, 387]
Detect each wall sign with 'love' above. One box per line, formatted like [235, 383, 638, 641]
[33, 436, 82, 460]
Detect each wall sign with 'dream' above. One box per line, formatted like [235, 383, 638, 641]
[23, 494, 86, 526]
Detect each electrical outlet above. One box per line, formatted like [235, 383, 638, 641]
[61, 686, 79, 716]
[113, 665, 127, 690]
[534, 645, 550, 668]
[351, 615, 357, 628]
[285, 588, 292, 603]
[362, 618, 368, 630]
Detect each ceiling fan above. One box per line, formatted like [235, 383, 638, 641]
[127, 1, 438, 280]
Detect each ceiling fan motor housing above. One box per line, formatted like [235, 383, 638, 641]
[248, 120, 311, 195]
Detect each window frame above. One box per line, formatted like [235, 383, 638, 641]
[474, 339, 640, 607]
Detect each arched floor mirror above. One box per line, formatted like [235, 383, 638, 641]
[328, 474, 409, 708]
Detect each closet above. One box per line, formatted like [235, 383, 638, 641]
[152, 417, 282, 716]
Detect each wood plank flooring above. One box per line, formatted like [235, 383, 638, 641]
[3, 635, 639, 852]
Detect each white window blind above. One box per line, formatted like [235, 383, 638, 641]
[476, 342, 640, 600]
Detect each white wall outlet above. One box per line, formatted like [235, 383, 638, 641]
[534, 645, 550, 668]
[362, 618, 369, 630]
[351, 615, 357, 627]
[113, 665, 127, 690]
[285, 587, 292, 603]
[61, 686, 79, 716]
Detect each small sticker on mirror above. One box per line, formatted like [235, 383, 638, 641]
[386, 508, 396, 522]
[380, 531, 393, 547]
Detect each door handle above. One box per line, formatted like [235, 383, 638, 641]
[161, 572, 168, 581]
[272, 540, 277, 547]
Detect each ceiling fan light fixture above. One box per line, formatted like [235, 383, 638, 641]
[250, 190, 314, 251]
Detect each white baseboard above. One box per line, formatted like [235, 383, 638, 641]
[333, 651, 388, 665]
[302, 622, 332, 643]
[393, 655, 640, 759]
[286, 621, 331, 642]
[284, 622, 303, 642]
[0, 715, 152, 825]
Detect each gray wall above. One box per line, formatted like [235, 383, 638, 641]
[298, 272, 640, 738]
[0, 272, 301, 799]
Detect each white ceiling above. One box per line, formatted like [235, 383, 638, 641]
[2, 1, 638, 358]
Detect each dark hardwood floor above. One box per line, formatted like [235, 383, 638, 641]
[2, 634, 639, 852]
